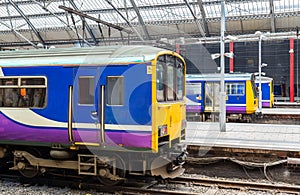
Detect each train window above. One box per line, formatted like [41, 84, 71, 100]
[0, 78, 18, 86]
[176, 58, 184, 100]
[167, 65, 174, 101]
[186, 83, 201, 95]
[107, 76, 124, 106]
[226, 83, 245, 95]
[78, 77, 94, 105]
[156, 54, 185, 102]
[0, 77, 46, 108]
[156, 63, 165, 101]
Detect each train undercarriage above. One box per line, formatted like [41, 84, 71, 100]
[0, 145, 187, 185]
[187, 112, 255, 123]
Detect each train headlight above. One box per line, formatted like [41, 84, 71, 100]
[158, 125, 168, 137]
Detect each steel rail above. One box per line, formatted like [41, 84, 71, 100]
[173, 176, 300, 194]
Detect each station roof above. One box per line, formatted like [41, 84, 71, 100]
[0, 0, 299, 49]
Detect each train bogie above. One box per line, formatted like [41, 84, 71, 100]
[0, 46, 187, 184]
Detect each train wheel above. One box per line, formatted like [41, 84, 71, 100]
[97, 153, 126, 185]
[18, 148, 41, 178]
[19, 165, 40, 178]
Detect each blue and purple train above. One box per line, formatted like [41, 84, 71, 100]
[186, 73, 258, 122]
[0, 46, 187, 184]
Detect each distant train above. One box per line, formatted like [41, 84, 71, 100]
[255, 76, 274, 108]
[186, 73, 258, 122]
[0, 46, 187, 185]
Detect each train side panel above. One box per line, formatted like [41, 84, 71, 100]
[226, 80, 247, 113]
[186, 81, 204, 120]
[0, 66, 72, 146]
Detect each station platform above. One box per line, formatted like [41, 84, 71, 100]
[261, 107, 300, 115]
[184, 122, 300, 152]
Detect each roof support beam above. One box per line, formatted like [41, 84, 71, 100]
[129, 0, 151, 40]
[269, 0, 276, 33]
[32, 0, 91, 46]
[59, 5, 132, 34]
[68, 0, 98, 45]
[8, 0, 45, 46]
[0, 21, 38, 48]
[104, 0, 144, 41]
[184, 0, 206, 37]
[197, 0, 210, 37]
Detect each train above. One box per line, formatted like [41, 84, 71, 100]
[186, 73, 258, 122]
[0, 46, 187, 185]
[255, 76, 274, 108]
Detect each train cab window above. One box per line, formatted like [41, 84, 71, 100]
[0, 77, 46, 108]
[107, 76, 124, 106]
[156, 63, 165, 102]
[156, 54, 185, 102]
[78, 77, 94, 105]
[167, 55, 175, 101]
[167, 65, 174, 101]
[176, 58, 184, 100]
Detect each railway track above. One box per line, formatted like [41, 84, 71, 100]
[1, 171, 299, 194]
[173, 176, 300, 194]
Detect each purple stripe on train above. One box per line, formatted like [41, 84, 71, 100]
[262, 102, 270, 107]
[0, 114, 151, 148]
[226, 106, 246, 113]
[186, 105, 202, 112]
[187, 106, 247, 114]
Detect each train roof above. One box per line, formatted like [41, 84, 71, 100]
[0, 45, 168, 67]
[186, 73, 255, 82]
[255, 76, 273, 83]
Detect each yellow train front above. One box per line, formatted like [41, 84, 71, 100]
[0, 46, 187, 185]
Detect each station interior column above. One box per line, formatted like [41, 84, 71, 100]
[230, 41, 234, 73]
[290, 38, 295, 102]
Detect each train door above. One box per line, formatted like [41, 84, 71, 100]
[70, 67, 103, 145]
[204, 81, 220, 112]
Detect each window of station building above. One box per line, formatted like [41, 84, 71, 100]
[78, 76, 94, 105]
[0, 77, 46, 108]
[107, 76, 124, 106]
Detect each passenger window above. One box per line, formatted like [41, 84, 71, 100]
[107, 76, 124, 106]
[78, 77, 94, 105]
[226, 83, 244, 95]
[0, 77, 46, 108]
[186, 83, 201, 95]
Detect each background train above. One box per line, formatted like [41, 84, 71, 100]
[255, 76, 274, 108]
[186, 73, 258, 122]
[0, 46, 187, 185]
